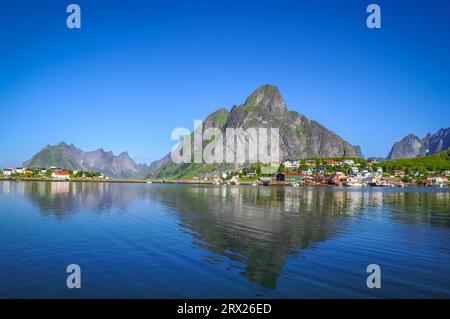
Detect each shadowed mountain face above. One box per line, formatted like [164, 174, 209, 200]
[387, 127, 450, 159]
[24, 142, 151, 178]
[387, 134, 430, 159]
[150, 85, 363, 178]
[428, 128, 450, 155]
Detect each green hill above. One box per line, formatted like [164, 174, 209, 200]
[379, 149, 450, 174]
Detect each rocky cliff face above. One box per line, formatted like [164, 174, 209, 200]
[387, 127, 450, 159]
[224, 85, 362, 159]
[387, 134, 430, 159]
[149, 85, 363, 178]
[428, 128, 450, 155]
[24, 142, 150, 178]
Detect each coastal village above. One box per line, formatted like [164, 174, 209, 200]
[2, 156, 449, 187]
[0, 167, 107, 181]
[210, 157, 450, 187]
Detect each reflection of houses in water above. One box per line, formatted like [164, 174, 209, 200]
[344, 191, 364, 216]
[388, 191, 450, 227]
[20, 181, 151, 218]
[2, 181, 26, 194]
[365, 191, 383, 210]
[50, 182, 70, 195]
[2, 181, 12, 193]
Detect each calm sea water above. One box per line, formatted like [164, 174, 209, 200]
[0, 181, 449, 298]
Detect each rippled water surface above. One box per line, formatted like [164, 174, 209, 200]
[0, 181, 449, 298]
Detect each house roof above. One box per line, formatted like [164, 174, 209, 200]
[54, 171, 70, 175]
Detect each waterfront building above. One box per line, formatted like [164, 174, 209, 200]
[2, 168, 14, 176]
[51, 171, 71, 181]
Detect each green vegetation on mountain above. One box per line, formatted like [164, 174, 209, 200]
[379, 150, 450, 173]
[24, 142, 151, 178]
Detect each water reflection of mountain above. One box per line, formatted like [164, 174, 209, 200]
[382, 191, 450, 227]
[147, 186, 364, 289]
[5, 181, 449, 289]
[20, 181, 150, 217]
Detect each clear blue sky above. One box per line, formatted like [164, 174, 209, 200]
[1, 0, 449, 167]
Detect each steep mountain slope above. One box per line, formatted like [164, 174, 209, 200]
[387, 127, 450, 159]
[149, 85, 363, 178]
[428, 128, 450, 154]
[387, 134, 430, 159]
[24, 142, 150, 178]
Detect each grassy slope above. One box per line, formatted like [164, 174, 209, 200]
[380, 149, 450, 172]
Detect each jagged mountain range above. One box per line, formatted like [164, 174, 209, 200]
[23, 142, 151, 178]
[24, 85, 448, 179]
[387, 127, 450, 159]
[23, 85, 364, 179]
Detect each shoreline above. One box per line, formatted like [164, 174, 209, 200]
[0, 177, 441, 188]
[0, 177, 288, 186]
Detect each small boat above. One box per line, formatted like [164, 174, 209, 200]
[146, 180, 153, 184]
[251, 182, 258, 186]
[345, 177, 364, 187]
[229, 176, 240, 185]
[291, 182, 300, 187]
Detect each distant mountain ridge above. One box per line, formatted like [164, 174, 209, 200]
[24, 142, 151, 178]
[387, 127, 450, 159]
[148, 84, 363, 178]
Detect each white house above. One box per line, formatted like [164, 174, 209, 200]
[2, 168, 13, 176]
[377, 167, 383, 173]
[15, 167, 25, 174]
[393, 170, 405, 177]
[284, 161, 300, 168]
[351, 166, 359, 174]
[51, 171, 70, 181]
[343, 159, 355, 166]
[363, 172, 375, 179]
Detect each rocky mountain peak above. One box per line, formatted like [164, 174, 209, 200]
[386, 127, 450, 159]
[148, 84, 363, 178]
[387, 134, 424, 159]
[244, 84, 287, 113]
